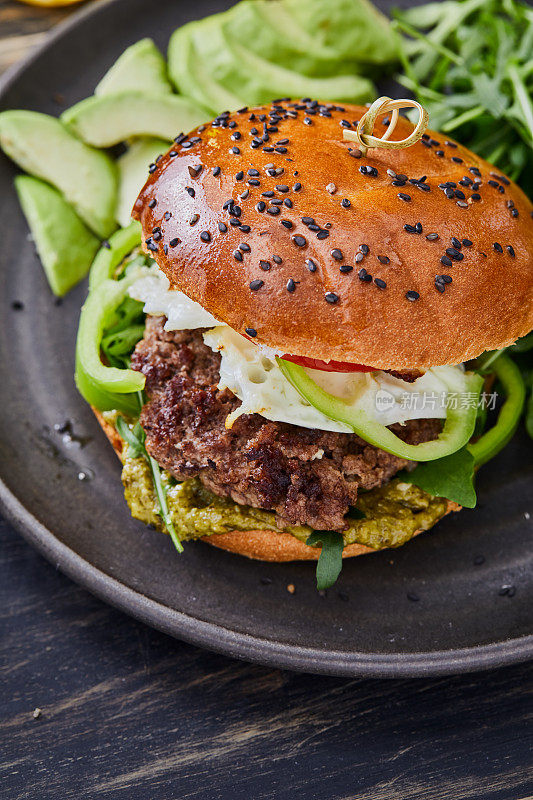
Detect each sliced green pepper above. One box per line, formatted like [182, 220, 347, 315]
[468, 354, 526, 467]
[75, 274, 145, 415]
[88, 220, 142, 290]
[277, 358, 483, 462]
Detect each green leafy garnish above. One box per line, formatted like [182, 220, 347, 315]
[117, 393, 183, 553]
[306, 530, 344, 590]
[400, 447, 477, 508]
[394, 0, 533, 192]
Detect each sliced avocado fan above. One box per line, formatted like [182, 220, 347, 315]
[62, 92, 209, 148]
[168, 22, 247, 114]
[187, 13, 374, 107]
[0, 109, 117, 239]
[15, 176, 100, 297]
[95, 38, 173, 97]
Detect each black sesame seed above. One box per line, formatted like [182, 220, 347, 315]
[331, 248, 343, 260]
[239, 224, 251, 233]
[169, 238, 180, 247]
[266, 206, 280, 216]
[507, 245, 515, 257]
[276, 184, 289, 193]
[286, 278, 296, 292]
[240, 189, 250, 200]
[451, 237, 462, 250]
[273, 255, 282, 264]
[374, 278, 387, 289]
[235, 170, 244, 181]
[230, 147, 241, 155]
[398, 192, 411, 202]
[404, 224, 417, 233]
[454, 189, 466, 200]
[493, 242, 503, 253]
[339, 264, 353, 273]
[262, 191, 275, 198]
[293, 182, 302, 191]
[281, 220, 293, 229]
[511, 208, 519, 218]
[305, 258, 317, 272]
[200, 230, 211, 243]
[462, 239, 473, 247]
[292, 235, 307, 247]
[451, 156, 463, 163]
[378, 255, 390, 264]
[239, 242, 250, 252]
[256, 201, 266, 213]
[229, 218, 240, 227]
[445, 141, 457, 148]
[325, 292, 339, 303]
[245, 327, 257, 337]
[341, 198, 351, 208]
[440, 274, 453, 284]
[259, 260, 271, 272]
[469, 166, 481, 176]
[488, 180, 499, 188]
[444, 187, 455, 199]
[435, 150, 444, 157]
[358, 268, 372, 282]
[234, 250, 243, 262]
[441, 255, 453, 267]
[231, 205, 242, 217]
[189, 214, 199, 226]
[360, 244, 370, 255]
[316, 230, 329, 240]
[457, 201, 469, 208]
[148, 198, 157, 209]
[392, 179, 406, 187]
[231, 132, 241, 141]
[275, 147, 288, 154]
[284, 198, 293, 208]
[186, 187, 195, 197]
[148, 163, 157, 173]
[405, 290, 420, 301]
[426, 233, 439, 241]
[470, 193, 481, 201]
[249, 279, 264, 291]
[446, 248, 463, 261]
[218, 222, 228, 233]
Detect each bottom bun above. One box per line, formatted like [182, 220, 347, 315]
[92, 408, 459, 563]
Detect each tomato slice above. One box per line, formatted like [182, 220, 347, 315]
[281, 354, 376, 373]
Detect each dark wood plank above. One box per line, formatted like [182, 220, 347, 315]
[0, 0, 77, 73]
[1, 519, 532, 800]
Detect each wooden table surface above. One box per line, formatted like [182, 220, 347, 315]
[1, 3, 532, 799]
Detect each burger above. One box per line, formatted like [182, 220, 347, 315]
[75, 97, 533, 589]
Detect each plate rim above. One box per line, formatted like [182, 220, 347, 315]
[1, 0, 531, 677]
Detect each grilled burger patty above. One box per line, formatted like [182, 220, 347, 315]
[131, 317, 441, 532]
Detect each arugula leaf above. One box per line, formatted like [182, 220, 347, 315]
[394, 0, 533, 192]
[306, 530, 344, 590]
[116, 401, 183, 553]
[116, 416, 145, 459]
[400, 447, 477, 508]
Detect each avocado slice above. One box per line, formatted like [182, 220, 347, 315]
[204, 15, 375, 105]
[282, 0, 399, 65]
[168, 22, 247, 114]
[15, 175, 100, 296]
[62, 92, 209, 147]
[116, 137, 169, 228]
[0, 110, 117, 239]
[95, 38, 173, 97]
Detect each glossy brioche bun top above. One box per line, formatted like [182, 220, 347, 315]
[132, 100, 533, 370]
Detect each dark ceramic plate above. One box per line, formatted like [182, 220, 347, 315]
[1, 0, 532, 677]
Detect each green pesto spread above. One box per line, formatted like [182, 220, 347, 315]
[122, 456, 449, 550]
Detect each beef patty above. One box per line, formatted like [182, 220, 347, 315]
[131, 317, 441, 531]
